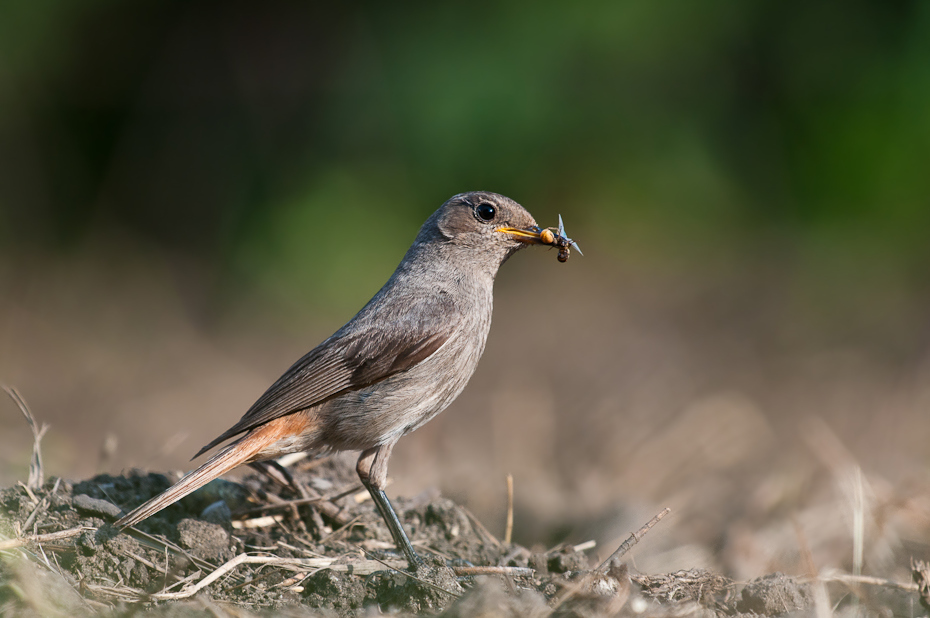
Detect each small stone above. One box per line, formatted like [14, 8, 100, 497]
[200, 500, 232, 529]
[73, 494, 122, 519]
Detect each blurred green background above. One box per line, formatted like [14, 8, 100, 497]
[3, 1, 929, 306]
[2, 0, 930, 578]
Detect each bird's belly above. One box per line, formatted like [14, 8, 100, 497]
[315, 329, 485, 450]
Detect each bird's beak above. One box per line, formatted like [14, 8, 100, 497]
[497, 217, 582, 263]
[495, 225, 548, 245]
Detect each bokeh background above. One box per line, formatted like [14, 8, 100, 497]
[2, 0, 930, 582]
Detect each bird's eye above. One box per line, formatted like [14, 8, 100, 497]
[475, 203, 496, 222]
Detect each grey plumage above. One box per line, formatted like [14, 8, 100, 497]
[116, 191, 555, 566]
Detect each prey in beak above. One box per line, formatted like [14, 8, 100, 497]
[497, 215, 582, 262]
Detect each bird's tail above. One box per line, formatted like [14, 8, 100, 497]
[115, 430, 278, 529]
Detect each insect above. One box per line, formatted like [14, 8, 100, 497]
[539, 215, 582, 262]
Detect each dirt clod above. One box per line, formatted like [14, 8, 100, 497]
[176, 518, 233, 562]
[302, 569, 367, 612]
[441, 577, 549, 618]
[547, 546, 591, 574]
[367, 560, 464, 615]
[736, 572, 812, 614]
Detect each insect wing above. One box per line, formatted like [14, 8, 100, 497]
[557, 214, 582, 256]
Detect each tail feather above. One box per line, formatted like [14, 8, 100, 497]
[116, 434, 273, 528]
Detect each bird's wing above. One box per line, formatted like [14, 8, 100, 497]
[192, 294, 457, 458]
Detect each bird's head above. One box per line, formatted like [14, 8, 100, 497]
[427, 191, 551, 262]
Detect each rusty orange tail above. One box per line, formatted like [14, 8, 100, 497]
[116, 431, 277, 528]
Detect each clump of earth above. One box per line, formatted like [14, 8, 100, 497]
[0, 453, 920, 616]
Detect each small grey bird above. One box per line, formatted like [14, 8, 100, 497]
[116, 191, 573, 566]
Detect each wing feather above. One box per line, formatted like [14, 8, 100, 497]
[193, 293, 457, 458]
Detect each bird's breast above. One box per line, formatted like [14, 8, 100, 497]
[316, 284, 494, 451]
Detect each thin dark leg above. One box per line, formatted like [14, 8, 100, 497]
[249, 460, 310, 499]
[365, 482, 421, 568]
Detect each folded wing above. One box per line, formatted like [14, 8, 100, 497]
[193, 293, 457, 458]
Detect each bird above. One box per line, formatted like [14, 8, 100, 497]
[115, 191, 571, 567]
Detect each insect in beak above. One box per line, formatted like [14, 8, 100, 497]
[496, 215, 582, 262]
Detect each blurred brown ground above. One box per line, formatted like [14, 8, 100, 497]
[2, 234, 929, 584]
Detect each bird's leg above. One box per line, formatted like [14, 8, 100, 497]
[357, 444, 421, 568]
[248, 460, 311, 499]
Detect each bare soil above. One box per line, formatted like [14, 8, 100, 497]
[1, 454, 923, 616]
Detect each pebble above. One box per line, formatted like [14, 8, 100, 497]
[72, 494, 123, 519]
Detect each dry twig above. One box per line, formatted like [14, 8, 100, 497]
[597, 507, 671, 571]
[504, 473, 514, 545]
[805, 570, 920, 593]
[318, 514, 362, 545]
[147, 551, 459, 601]
[233, 483, 362, 517]
[3, 385, 47, 491]
[452, 565, 533, 577]
[912, 559, 930, 606]
[459, 504, 501, 548]
[149, 554, 340, 600]
[0, 525, 94, 551]
[122, 526, 239, 580]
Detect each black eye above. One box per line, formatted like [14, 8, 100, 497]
[475, 203, 496, 221]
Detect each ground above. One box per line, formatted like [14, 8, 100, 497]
[1, 452, 925, 617]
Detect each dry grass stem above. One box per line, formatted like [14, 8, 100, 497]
[123, 526, 239, 579]
[597, 507, 671, 571]
[231, 515, 284, 529]
[234, 483, 362, 518]
[504, 473, 514, 545]
[0, 525, 94, 551]
[810, 571, 920, 592]
[160, 569, 204, 594]
[275, 452, 309, 468]
[452, 565, 533, 577]
[122, 549, 161, 572]
[573, 540, 596, 552]
[295, 454, 334, 472]
[149, 554, 347, 600]
[459, 504, 501, 548]
[852, 465, 864, 577]
[3, 385, 47, 491]
[21, 496, 48, 532]
[317, 515, 362, 545]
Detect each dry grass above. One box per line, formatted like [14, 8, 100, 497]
[0, 396, 926, 616]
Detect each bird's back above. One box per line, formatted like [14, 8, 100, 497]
[311, 243, 497, 450]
